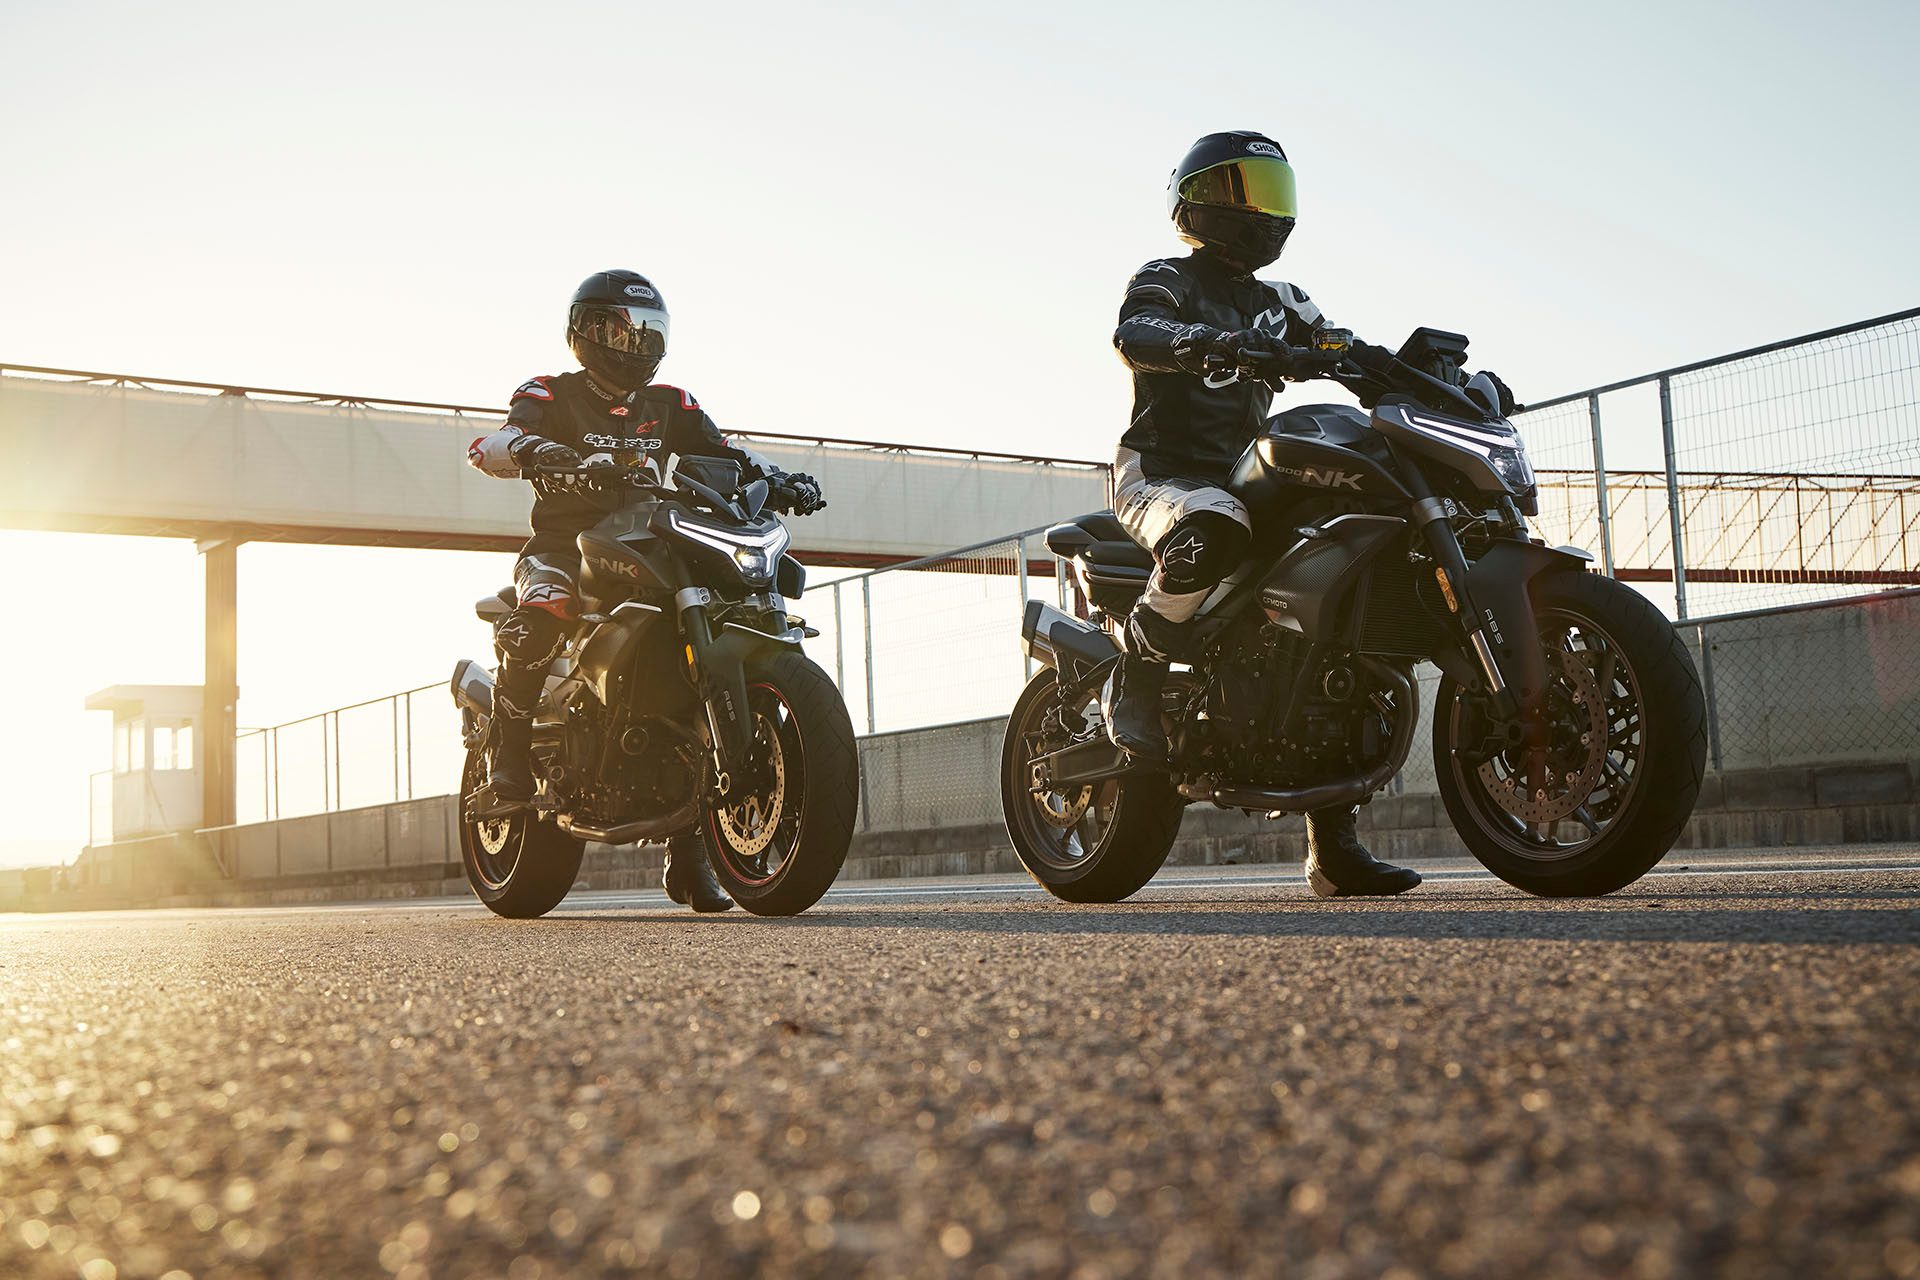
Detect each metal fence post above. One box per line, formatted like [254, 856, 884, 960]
[861, 575, 876, 734]
[1586, 393, 1616, 578]
[832, 582, 846, 694]
[1016, 535, 1033, 678]
[1658, 375, 1690, 619]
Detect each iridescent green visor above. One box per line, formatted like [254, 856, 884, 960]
[1172, 156, 1298, 218]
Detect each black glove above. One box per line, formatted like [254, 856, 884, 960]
[509, 436, 583, 471]
[770, 472, 826, 515]
[1475, 370, 1519, 416]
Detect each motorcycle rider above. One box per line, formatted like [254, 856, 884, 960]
[466, 269, 827, 913]
[1106, 131, 1513, 898]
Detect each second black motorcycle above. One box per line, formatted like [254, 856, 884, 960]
[451, 456, 859, 918]
[1004, 328, 1707, 901]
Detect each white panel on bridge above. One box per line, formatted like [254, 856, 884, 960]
[0, 374, 1110, 561]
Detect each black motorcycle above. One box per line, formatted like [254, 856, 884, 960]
[1004, 327, 1707, 900]
[451, 456, 859, 917]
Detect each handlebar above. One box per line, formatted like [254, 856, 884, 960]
[1209, 342, 1499, 422]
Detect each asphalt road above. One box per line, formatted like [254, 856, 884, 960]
[3, 848, 1917, 1279]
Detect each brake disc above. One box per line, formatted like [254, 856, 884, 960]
[719, 714, 787, 856]
[1477, 648, 1610, 824]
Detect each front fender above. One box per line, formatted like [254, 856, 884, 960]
[1462, 540, 1594, 716]
[700, 623, 802, 771]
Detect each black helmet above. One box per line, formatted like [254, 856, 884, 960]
[567, 269, 671, 388]
[1168, 131, 1299, 272]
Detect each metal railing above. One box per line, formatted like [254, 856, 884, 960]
[229, 684, 461, 826]
[800, 528, 1075, 734]
[1515, 305, 1920, 618]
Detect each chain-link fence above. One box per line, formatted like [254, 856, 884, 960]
[1518, 306, 1920, 619]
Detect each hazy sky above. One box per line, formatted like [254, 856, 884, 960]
[2, 0, 1916, 865]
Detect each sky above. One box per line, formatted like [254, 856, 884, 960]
[1, 0, 1916, 866]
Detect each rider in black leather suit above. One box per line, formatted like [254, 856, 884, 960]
[465, 270, 825, 911]
[1105, 131, 1426, 898]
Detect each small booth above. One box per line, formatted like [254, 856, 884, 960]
[86, 684, 205, 842]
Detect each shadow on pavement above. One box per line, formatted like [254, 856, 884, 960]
[544, 902, 1920, 945]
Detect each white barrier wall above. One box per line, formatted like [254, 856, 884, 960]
[0, 374, 1109, 560]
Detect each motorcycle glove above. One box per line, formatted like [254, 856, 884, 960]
[1477, 370, 1519, 416]
[1169, 323, 1225, 375]
[771, 472, 827, 515]
[509, 436, 584, 470]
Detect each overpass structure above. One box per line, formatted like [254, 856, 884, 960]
[0, 367, 1110, 562]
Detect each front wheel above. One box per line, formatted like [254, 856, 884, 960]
[702, 651, 860, 916]
[1435, 570, 1706, 897]
[458, 748, 586, 918]
[1001, 667, 1187, 903]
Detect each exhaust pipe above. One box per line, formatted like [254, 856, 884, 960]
[1177, 659, 1420, 815]
[450, 658, 494, 716]
[555, 796, 703, 846]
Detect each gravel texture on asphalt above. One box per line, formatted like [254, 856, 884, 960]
[3, 857, 1917, 1279]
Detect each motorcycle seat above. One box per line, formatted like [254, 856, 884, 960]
[1045, 511, 1154, 570]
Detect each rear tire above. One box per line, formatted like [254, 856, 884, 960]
[1435, 571, 1706, 897]
[703, 651, 860, 917]
[458, 749, 586, 918]
[1001, 667, 1187, 903]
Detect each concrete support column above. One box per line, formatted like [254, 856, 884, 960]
[199, 536, 240, 830]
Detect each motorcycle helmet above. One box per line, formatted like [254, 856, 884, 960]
[1168, 131, 1299, 272]
[567, 269, 670, 388]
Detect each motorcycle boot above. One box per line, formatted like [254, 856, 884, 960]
[472, 690, 538, 818]
[1303, 805, 1422, 897]
[1102, 602, 1190, 762]
[663, 831, 735, 913]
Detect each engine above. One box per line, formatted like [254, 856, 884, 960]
[557, 697, 698, 825]
[1174, 618, 1399, 787]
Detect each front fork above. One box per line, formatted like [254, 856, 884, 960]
[677, 588, 753, 795]
[1397, 464, 1558, 742]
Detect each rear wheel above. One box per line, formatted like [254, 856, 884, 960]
[1001, 668, 1187, 902]
[458, 749, 586, 918]
[1435, 571, 1705, 896]
[703, 651, 860, 916]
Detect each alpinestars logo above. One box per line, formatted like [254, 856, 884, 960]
[583, 432, 662, 450]
[1162, 529, 1204, 569]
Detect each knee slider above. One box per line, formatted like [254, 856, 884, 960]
[1155, 512, 1251, 591]
[494, 606, 567, 668]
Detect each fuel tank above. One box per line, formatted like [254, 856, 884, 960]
[578, 508, 676, 607]
[1229, 404, 1409, 525]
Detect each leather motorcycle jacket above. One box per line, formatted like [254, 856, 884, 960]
[1113, 249, 1335, 483]
[468, 370, 763, 552]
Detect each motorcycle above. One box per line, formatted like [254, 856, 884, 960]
[450, 455, 860, 918]
[1004, 327, 1707, 901]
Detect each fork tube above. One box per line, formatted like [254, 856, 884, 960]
[1395, 456, 1519, 718]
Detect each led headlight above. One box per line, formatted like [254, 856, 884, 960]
[1487, 443, 1535, 492]
[666, 510, 790, 582]
[733, 546, 775, 579]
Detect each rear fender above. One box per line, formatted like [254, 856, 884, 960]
[1022, 600, 1120, 680]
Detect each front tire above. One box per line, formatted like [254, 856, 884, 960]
[702, 651, 860, 917]
[1001, 667, 1187, 903]
[1435, 571, 1706, 896]
[458, 749, 586, 918]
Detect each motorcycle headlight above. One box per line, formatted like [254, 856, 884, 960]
[1487, 443, 1535, 493]
[666, 509, 790, 583]
[733, 546, 775, 580]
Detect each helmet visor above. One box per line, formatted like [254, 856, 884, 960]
[1173, 156, 1298, 219]
[570, 303, 670, 357]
